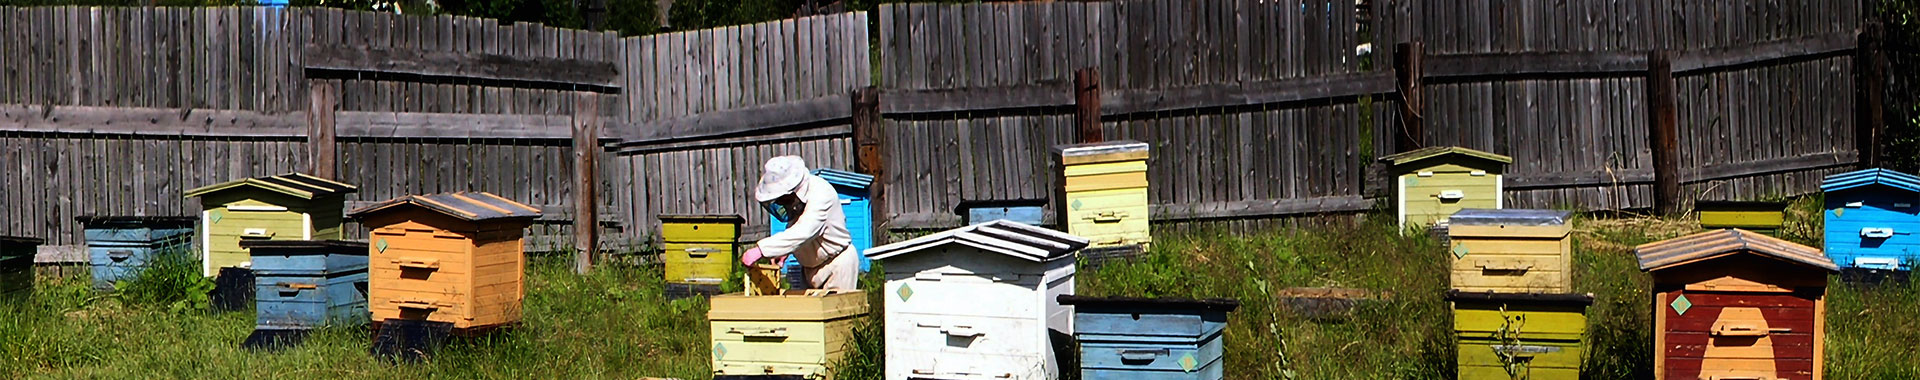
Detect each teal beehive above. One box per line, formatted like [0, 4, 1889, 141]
[76, 216, 197, 290]
[1057, 296, 1240, 380]
[1821, 168, 1920, 272]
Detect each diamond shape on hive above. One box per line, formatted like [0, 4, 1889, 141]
[1179, 352, 1198, 372]
[1071, 199, 1084, 211]
[210, 211, 223, 223]
[1834, 208, 1845, 218]
[897, 283, 914, 302]
[1452, 243, 1470, 259]
[713, 342, 727, 360]
[376, 238, 389, 253]
[1670, 294, 1692, 316]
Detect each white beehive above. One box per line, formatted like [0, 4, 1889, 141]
[866, 220, 1088, 380]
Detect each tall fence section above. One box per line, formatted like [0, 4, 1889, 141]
[0, 0, 1883, 259]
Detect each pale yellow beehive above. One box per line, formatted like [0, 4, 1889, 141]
[708, 290, 869, 379]
[1053, 140, 1151, 249]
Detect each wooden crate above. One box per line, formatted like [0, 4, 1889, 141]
[1821, 169, 1920, 271]
[660, 215, 743, 285]
[1695, 200, 1788, 233]
[707, 290, 869, 379]
[1447, 209, 1574, 293]
[1447, 291, 1593, 380]
[1054, 141, 1151, 249]
[1636, 229, 1836, 380]
[0, 236, 43, 298]
[242, 239, 369, 330]
[1379, 147, 1512, 230]
[184, 173, 357, 277]
[351, 192, 540, 331]
[75, 216, 197, 290]
[868, 220, 1088, 380]
[1057, 296, 1240, 380]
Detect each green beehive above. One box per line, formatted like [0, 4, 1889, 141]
[1447, 290, 1594, 380]
[1380, 147, 1512, 230]
[184, 173, 357, 277]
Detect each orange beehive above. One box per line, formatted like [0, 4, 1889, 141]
[349, 192, 541, 331]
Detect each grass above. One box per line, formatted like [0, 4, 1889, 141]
[4, 198, 1918, 379]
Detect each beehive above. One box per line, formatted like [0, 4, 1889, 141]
[1053, 140, 1151, 249]
[956, 198, 1050, 226]
[75, 216, 197, 290]
[350, 192, 540, 331]
[1696, 200, 1788, 235]
[660, 215, 744, 286]
[867, 220, 1088, 380]
[773, 169, 877, 289]
[1447, 209, 1574, 293]
[1379, 146, 1512, 229]
[184, 173, 357, 277]
[242, 239, 369, 330]
[1820, 169, 1920, 272]
[1636, 229, 1836, 380]
[1447, 291, 1594, 380]
[1057, 296, 1240, 380]
[707, 290, 869, 379]
[1, 236, 44, 298]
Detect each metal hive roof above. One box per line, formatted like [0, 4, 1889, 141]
[813, 168, 874, 190]
[184, 173, 358, 200]
[867, 220, 1089, 262]
[349, 192, 542, 222]
[1052, 140, 1149, 156]
[1634, 229, 1836, 272]
[1820, 168, 1920, 193]
[1449, 209, 1571, 226]
[1378, 146, 1512, 166]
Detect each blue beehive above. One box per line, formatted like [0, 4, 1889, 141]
[76, 216, 197, 290]
[1822, 168, 1920, 272]
[241, 239, 369, 331]
[955, 198, 1050, 226]
[1057, 295, 1240, 380]
[772, 169, 875, 289]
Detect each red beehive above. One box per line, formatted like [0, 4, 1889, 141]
[1635, 229, 1837, 380]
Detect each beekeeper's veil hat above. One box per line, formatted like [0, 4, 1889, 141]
[754, 156, 809, 202]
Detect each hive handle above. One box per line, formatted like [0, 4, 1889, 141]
[1119, 349, 1168, 362]
[275, 282, 317, 292]
[392, 258, 441, 270]
[390, 299, 445, 310]
[1088, 211, 1127, 223]
[940, 325, 983, 337]
[107, 250, 133, 260]
[1475, 260, 1534, 272]
[1705, 376, 1766, 380]
[1862, 227, 1897, 239]
[726, 327, 789, 339]
[684, 247, 718, 258]
[1710, 324, 1779, 337]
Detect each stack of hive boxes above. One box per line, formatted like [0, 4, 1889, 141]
[658, 215, 744, 299]
[350, 192, 541, 334]
[1445, 209, 1592, 380]
[706, 289, 868, 379]
[1053, 140, 1151, 266]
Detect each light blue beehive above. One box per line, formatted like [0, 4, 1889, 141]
[1058, 295, 1240, 380]
[76, 216, 197, 290]
[772, 169, 875, 288]
[956, 198, 1050, 226]
[1822, 168, 1920, 271]
[242, 239, 369, 331]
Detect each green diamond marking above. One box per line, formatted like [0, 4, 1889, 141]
[1071, 199, 1085, 211]
[1670, 294, 1692, 315]
[1179, 352, 1198, 372]
[713, 342, 727, 360]
[1834, 208, 1845, 218]
[376, 238, 389, 253]
[1452, 243, 1470, 259]
[209, 210, 223, 223]
[897, 283, 914, 302]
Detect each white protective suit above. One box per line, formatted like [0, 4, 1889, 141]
[754, 158, 859, 289]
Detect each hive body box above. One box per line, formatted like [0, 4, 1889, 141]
[660, 215, 743, 286]
[868, 220, 1089, 380]
[773, 169, 877, 289]
[1447, 209, 1574, 293]
[351, 192, 541, 331]
[957, 199, 1050, 226]
[1380, 147, 1512, 229]
[1636, 229, 1836, 380]
[243, 239, 370, 330]
[76, 216, 198, 290]
[1, 236, 44, 298]
[1696, 201, 1788, 235]
[184, 173, 357, 277]
[1820, 169, 1920, 271]
[708, 290, 869, 379]
[1447, 291, 1594, 380]
[1057, 296, 1240, 380]
[1053, 141, 1151, 249]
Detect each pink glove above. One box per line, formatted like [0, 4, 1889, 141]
[774, 254, 789, 267]
[741, 247, 764, 267]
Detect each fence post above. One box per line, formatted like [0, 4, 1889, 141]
[1858, 20, 1886, 168]
[1393, 42, 1425, 152]
[1074, 68, 1103, 144]
[852, 87, 887, 243]
[571, 92, 601, 274]
[305, 81, 337, 180]
[1646, 50, 1683, 216]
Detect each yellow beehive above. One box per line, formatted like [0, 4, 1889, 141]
[349, 192, 541, 331]
[708, 290, 869, 379]
[659, 215, 743, 285]
[1053, 140, 1151, 249]
[1447, 209, 1574, 293]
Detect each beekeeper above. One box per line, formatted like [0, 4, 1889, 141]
[740, 156, 859, 290]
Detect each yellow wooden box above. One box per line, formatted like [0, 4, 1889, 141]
[1380, 147, 1512, 230]
[660, 215, 743, 284]
[1447, 209, 1574, 293]
[350, 192, 541, 331]
[708, 290, 870, 379]
[1054, 141, 1151, 249]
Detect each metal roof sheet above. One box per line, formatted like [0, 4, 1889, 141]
[349, 192, 541, 222]
[658, 214, 745, 224]
[1056, 295, 1241, 311]
[1449, 209, 1571, 226]
[1052, 140, 1149, 156]
[1820, 168, 1920, 193]
[1378, 146, 1513, 166]
[74, 215, 199, 226]
[867, 220, 1089, 262]
[238, 239, 368, 251]
[184, 173, 358, 200]
[1634, 229, 1836, 272]
[813, 168, 875, 190]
